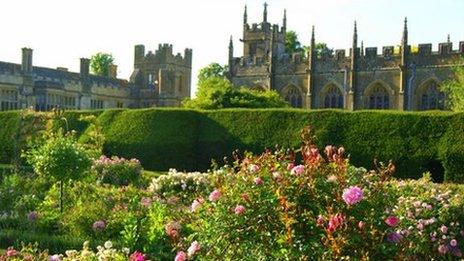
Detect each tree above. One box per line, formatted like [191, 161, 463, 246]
[198, 63, 228, 84]
[90, 52, 114, 76]
[285, 31, 303, 54]
[183, 76, 288, 109]
[303, 43, 334, 59]
[441, 61, 464, 111]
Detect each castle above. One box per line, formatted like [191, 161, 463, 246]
[0, 44, 192, 111]
[228, 4, 464, 110]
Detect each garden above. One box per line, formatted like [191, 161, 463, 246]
[1, 108, 464, 260]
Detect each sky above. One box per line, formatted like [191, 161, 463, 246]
[0, 0, 462, 96]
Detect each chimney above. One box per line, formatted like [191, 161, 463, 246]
[21, 47, 33, 73]
[108, 64, 117, 78]
[80, 58, 90, 76]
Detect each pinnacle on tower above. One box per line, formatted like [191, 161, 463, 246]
[311, 25, 315, 47]
[263, 2, 268, 23]
[361, 41, 364, 56]
[447, 34, 451, 43]
[243, 5, 248, 25]
[283, 9, 287, 30]
[402, 17, 408, 46]
[229, 35, 233, 48]
[353, 21, 358, 48]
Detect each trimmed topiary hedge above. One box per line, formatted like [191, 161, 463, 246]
[1, 109, 463, 182]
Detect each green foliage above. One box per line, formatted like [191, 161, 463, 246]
[441, 61, 464, 111]
[25, 132, 91, 182]
[183, 77, 288, 109]
[197, 63, 228, 84]
[90, 52, 115, 77]
[0, 111, 21, 164]
[304, 43, 334, 59]
[285, 31, 303, 54]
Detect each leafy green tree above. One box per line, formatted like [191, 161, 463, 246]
[26, 131, 92, 213]
[441, 61, 464, 111]
[183, 77, 288, 109]
[304, 43, 334, 59]
[198, 63, 228, 84]
[285, 31, 303, 54]
[90, 52, 115, 76]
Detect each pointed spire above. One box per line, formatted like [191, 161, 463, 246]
[243, 5, 248, 25]
[283, 9, 287, 30]
[353, 21, 358, 48]
[263, 2, 268, 23]
[311, 25, 315, 48]
[361, 41, 364, 56]
[229, 35, 233, 48]
[402, 17, 408, 46]
[447, 34, 451, 43]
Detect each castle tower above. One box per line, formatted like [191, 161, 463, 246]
[306, 25, 316, 109]
[399, 17, 408, 110]
[348, 21, 358, 110]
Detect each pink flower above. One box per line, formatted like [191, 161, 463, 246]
[208, 190, 221, 202]
[187, 240, 201, 257]
[287, 162, 295, 170]
[316, 215, 325, 226]
[27, 211, 38, 222]
[249, 164, 259, 173]
[6, 247, 17, 257]
[174, 251, 187, 261]
[327, 214, 344, 233]
[358, 221, 365, 230]
[441, 225, 448, 234]
[417, 223, 424, 230]
[235, 205, 246, 215]
[290, 165, 305, 176]
[385, 216, 400, 227]
[451, 239, 458, 247]
[254, 177, 264, 185]
[165, 221, 181, 239]
[48, 255, 61, 261]
[129, 251, 145, 261]
[191, 197, 204, 212]
[342, 186, 364, 205]
[92, 220, 106, 231]
[438, 244, 448, 254]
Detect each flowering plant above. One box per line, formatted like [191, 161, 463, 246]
[92, 155, 142, 186]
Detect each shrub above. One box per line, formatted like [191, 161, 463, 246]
[92, 155, 142, 186]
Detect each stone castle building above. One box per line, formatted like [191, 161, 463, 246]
[0, 44, 192, 111]
[228, 4, 464, 110]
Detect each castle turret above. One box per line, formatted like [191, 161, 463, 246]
[134, 45, 145, 68]
[21, 48, 33, 73]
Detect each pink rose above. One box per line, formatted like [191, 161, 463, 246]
[249, 164, 259, 173]
[316, 215, 325, 226]
[191, 197, 204, 212]
[451, 239, 458, 247]
[254, 177, 264, 186]
[287, 162, 295, 170]
[358, 221, 365, 230]
[187, 240, 201, 257]
[235, 205, 246, 215]
[385, 216, 400, 227]
[290, 165, 305, 176]
[342, 186, 364, 205]
[208, 190, 221, 202]
[438, 244, 448, 254]
[441, 225, 448, 234]
[174, 251, 187, 261]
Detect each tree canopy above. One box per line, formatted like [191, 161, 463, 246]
[197, 63, 228, 84]
[441, 61, 464, 111]
[285, 31, 304, 54]
[90, 53, 115, 77]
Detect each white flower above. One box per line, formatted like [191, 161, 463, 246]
[104, 240, 113, 249]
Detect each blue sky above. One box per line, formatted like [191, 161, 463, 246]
[0, 0, 462, 95]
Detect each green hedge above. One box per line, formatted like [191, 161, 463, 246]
[1, 109, 463, 182]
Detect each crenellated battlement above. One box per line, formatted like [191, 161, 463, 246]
[135, 43, 192, 68]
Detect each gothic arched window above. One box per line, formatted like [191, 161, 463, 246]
[419, 81, 445, 110]
[367, 84, 390, 109]
[323, 85, 344, 109]
[284, 86, 303, 108]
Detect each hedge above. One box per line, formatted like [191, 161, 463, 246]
[1, 109, 463, 182]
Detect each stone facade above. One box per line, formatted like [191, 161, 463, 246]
[0, 44, 192, 111]
[229, 5, 464, 110]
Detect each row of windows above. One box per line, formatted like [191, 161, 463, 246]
[0, 90, 19, 111]
[91, 99, 104, 109]
[283, 82, 445, 111]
